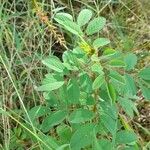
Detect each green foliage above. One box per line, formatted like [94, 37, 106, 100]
[70, 124, 95, 150]
[103, 48, 116, 56]
[109, 70, 125, 84]
[86, 17, 106, 35]
[140, 84, 150, 100]
[1, 1, 149, 149]
[109, 59, 126, 67]
[100, 113, 117, 135]
[37, 74, 64, 92]
[92, 74, 105, 90]
[124, 53, 137, 71]
[42, 56, 65, 73]
[106, 82, 117, 103]
[118, 98, 138, 118]
[34, 8, 150, 149]
[77, 9, 93, 27]
[67, 79, 80, 104]
[116, 130, 138, 144]
[93, 38, 110, 49]
[69, 108, 95, 123]
[139, 67, 150, 80]
[41, 110, 67, 132]
[54, 13, 83, 37]
[124, 74, 137, 96]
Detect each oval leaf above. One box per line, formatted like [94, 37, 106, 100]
[124, 53, 137, 71]
[28, 106, 49, 119]
[42, 56, 64, 73]
[93, 38, 110, 49]
[118, 98, 138, 118]
[109, 70, 125, 84]
[100, 114, 117, 135]
[37, 81, 64, 92]
[86, 17, 106, 35]
[103, 48, 116, 56]
[77, 9, 93, 26]
[41, 110, 67, 132]
[69, 108, 95, 123]
[70, 124, 95, 150]
[55, 12, 73, 21]
[67, 79, 80, 104]
[109, 59, 126, 67]
[54, 14, 83, 36]
[56, 125, 72, 143]
[91, 63, 103, 74]
[140, 84, 150, 100]
[139, 68, 150, 80]
[106, 82, 117, 103]
[124, 74, 137, 96]
[92, 75, 105, 90]
[116, 130, 138, 144]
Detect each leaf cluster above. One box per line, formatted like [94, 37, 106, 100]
[33, 9, 150, 150]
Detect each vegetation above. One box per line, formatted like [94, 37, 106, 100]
[0, 0, 150, 150]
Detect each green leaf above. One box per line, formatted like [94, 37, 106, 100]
[109, 70, 125, 84]
[106, 82, 117, 103]
[77, 9, 93, 26]
[124, 74, 137, 96]
[62, 51, 79, 71]
[41, 110, 67, 132]
[91, 63, 103, 74]
[57, 85, 69, 105]
[70, 124, 95, 150]
[92, 75, 105, 90]
[124, 53, 137, 71]
[101, 102, 118, 119]
[116, 130, 138, 144]
[54, 14, 83, 36]
[42, 74, 63, 84]
[97, 139, 112, 150]
[100, 113, 117, 135]
[139, 68, 150, 80]
[37, 74, 64, 91]
[25, 105, 50, 127]
[37, 81, 64, 92]
[86, 17, 106, 35]
[56, 144, 70, 150]
[69, 108, 95, 123]
[67, 79, 80, 104]
[56, 125, 72, 143]
[109, 59, 126, 67]
[118, 98, 138, 118]
[93, 38, 110, 49]
[140, 84, 150, 100]
[42, 56, 64, 72]
[44, 93, 59, 107]
[79, 72, 93, 93]
[55, 12, 73, 21]
[28, 106, 49, 119]
[39, 133, 59, 150]
[103, 48, 116, 56]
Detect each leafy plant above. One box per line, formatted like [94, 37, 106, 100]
[34, 8, 150, 150]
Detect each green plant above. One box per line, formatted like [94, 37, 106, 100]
[0, 2, 149, 148]
[34, 8, 150, 149]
